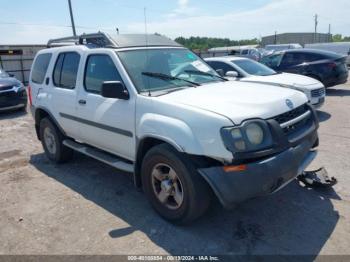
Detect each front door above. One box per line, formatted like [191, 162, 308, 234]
[76, 52, 136, 161]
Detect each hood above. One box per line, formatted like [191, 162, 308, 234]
[243, 73, 323, 90]
[157, 80, 308, 124]
[0, 77, 21, 88]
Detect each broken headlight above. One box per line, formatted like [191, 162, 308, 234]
[221, 120, 273, 153]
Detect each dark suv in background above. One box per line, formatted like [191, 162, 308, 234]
[260, 49, 349, 87]
[0, 69, 27, 112]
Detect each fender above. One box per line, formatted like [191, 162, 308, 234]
[137, 113, 205, 156]
[33, 106, 67, 139]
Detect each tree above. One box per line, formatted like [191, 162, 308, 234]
[333, 34, 343, 42]
[174, 36, 260, 51]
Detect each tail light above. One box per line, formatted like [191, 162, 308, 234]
[327, 62, 337, 69]
[27, 85, 33, 106]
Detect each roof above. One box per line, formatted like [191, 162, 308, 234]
[47, 32, 182, 49]
[111, 34, 181, 48]
[205, 56, 248, 62]
[208, 45, 258, 52]
[266, 48, 344, 58]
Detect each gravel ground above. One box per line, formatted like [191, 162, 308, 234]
[0, 77, 349, 257]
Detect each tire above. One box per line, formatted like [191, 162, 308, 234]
[141, 144, 211, 224]
[39, 117, 73, 163]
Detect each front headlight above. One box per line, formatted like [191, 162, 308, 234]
[221, 120, 273, 153]
[245, 123, 264, 145]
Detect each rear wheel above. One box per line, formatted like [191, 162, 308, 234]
[39, 117, 73, 163]
[141, 144, 211, 224]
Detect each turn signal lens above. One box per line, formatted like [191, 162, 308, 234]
[223, 165, 247, 172]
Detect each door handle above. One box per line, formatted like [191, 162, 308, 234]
[78, 99, 86, 105]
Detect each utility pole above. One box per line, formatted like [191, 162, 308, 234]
[328, 24, 331, 42]
[314, 14, 318, 43]
[68, 0, 77, 36]
[274, 31, 277, 44]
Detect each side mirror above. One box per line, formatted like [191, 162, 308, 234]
[225, 71, 238, 78]
[215, 69, 224, 76]
[101, 81, 129, 100]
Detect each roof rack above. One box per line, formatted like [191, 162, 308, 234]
[47, 32, 182, 49]
[47, 32, 116, 48]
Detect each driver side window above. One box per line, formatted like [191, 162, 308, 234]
[84, 54, 123, 94]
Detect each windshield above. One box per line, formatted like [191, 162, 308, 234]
[232, 59, 276, 76]
[0, 69, 9, 78]
[117, 48, 220, 92]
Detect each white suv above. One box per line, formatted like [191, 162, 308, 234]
[29, 33, 319, 224]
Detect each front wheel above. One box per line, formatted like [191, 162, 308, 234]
[141, 144, 211, 224]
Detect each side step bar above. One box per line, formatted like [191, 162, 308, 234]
[63, 139, 134, 173]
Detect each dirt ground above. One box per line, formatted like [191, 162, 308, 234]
[0, 77, 350, 257]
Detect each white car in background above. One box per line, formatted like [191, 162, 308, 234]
[205, 56, 326, 108]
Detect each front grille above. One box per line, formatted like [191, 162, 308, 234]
[0, 86, 13, 91]
[273, 104, 308, 125]
[311, 88, 325, 98]
[272, 104, 311, 135]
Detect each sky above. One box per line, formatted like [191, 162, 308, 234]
[0, 0, 349, 44]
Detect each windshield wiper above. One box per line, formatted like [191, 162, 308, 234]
[184, 70, 228, 81]
[142, 72, 200, 87]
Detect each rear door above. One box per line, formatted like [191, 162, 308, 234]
[48, 51, 82, 139]
[29, 52, 53, 106]
[75, 50, 136, 161]
[278, 52, 304, 73]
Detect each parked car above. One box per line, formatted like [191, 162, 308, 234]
[0, 68, 27, 112]
[229, 48, 261, 61]
[264, 43, 303, 53]
[205, 57, 326, 108]
[260, 49, 349, 87]
[29, 33, 319, 224]
[305, 42, 350, 67]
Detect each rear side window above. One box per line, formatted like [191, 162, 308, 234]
[53, 52, 80, 89]
[303, 53, 324, 62]
[84, 55, 123, 94]
[31, 53, 52, 84]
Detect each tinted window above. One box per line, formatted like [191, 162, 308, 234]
[206, 61, 235, 75]
[281, 53, 302, 66]
[84, 55, 123, 94]
[53, 52, 80, 89]
[303, 53, 325, 62]
[53, 54, 64, 86]
[31, 53, 52, 84]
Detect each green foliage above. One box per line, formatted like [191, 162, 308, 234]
[332, 34, 350, 42]
[175, 36, 260, 51]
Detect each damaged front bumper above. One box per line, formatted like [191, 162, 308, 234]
[198, 138, 317, 209]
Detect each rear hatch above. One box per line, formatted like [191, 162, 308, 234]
[334, 56, 349, 74]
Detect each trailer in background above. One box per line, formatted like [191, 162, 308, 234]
[305, 42, 350, 66]
[0, 45, 46, 85]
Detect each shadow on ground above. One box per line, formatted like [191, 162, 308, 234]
[326, 88, 350, 97]
[317, 110, 331, 122]
[30, 152, 340, 257]
[0, 109, 27, 120]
